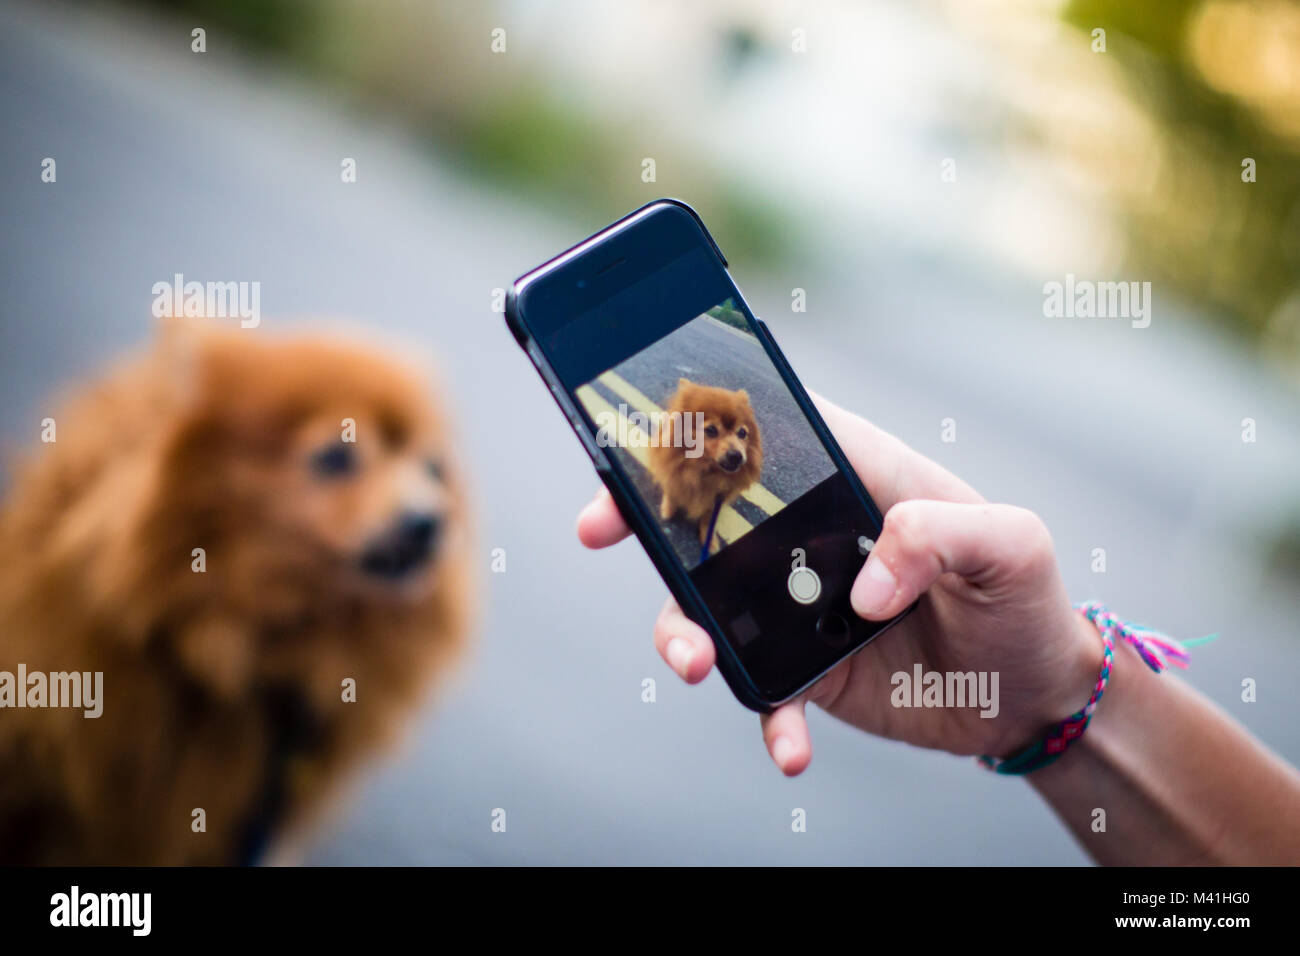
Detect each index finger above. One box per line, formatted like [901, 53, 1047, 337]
[576, 486, 632, 549]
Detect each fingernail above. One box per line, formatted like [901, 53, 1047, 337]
[666, 638, 694, 677]
[852, 554, 897, 615]
[772, 735, 796, 770]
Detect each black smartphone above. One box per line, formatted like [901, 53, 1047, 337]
[506, 199, 911, 711]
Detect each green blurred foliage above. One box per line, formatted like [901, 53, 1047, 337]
[138, 0, 1300, 363]
[1064, 0, 1300, 357]
[449, 88, 789, 264]
[146, 0, 315, 54]
[142, 0, 791, 267]
[706, 300, 751, 332]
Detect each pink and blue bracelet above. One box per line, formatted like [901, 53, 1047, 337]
[978, 601, 1207, 775]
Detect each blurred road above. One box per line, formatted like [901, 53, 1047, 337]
[3, 0, 1298, 865]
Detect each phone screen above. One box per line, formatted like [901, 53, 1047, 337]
[515, 204, 897, 705]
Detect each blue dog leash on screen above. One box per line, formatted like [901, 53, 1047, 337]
[699, 494, 724, 564]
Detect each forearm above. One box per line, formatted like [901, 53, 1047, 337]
[1029, 635, 1300, 865]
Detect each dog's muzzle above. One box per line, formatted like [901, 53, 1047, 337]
[360, 511, 442, 579]
[718, 449, 745, 473]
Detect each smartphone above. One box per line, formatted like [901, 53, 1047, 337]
[506, 199, 911, 712]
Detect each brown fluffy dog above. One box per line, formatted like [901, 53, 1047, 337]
[0, 326, 473, 864]
[647, 379, 762, 553]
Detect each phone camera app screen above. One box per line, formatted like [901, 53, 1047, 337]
[535, 233, 889, 700]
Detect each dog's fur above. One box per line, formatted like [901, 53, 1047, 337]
[647, 379, 762, 553]
[0, 326, 473, 864]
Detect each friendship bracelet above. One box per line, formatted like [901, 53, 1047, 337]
[977, 602, 1199, 775]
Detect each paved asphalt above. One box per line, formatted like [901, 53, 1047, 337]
[3, 0, 1299, 865]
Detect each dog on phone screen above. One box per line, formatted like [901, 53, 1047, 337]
[0, 324, 474, 864]
[647, 378, 762, 553]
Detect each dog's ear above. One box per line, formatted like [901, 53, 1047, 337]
[736, 389, 749, 401]
[654, 409, 674, 445]
[152, 316, 210, 409]
[677, 377, 694, 389]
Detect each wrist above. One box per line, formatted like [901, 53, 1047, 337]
[983, 603, 1203, 803]
[1025, 635, 1156, 787]
[985, 602, 1190, 775]
[984, 608, 1106, 767]
[1055, 635, 1157, 758]
[1044, 611, 1108, 727]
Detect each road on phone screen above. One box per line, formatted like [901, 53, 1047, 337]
[4, 0, 1299, 866]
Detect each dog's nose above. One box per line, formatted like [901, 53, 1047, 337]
[360, 511, 445, 579]
[398, 511, 441, 558]
[721, 449, 743, 471]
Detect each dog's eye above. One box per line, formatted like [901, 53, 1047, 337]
[426, 458, 444, 482]
[310, 444, 356, 478]
[704, 424, 719, 438]
[736, 427, 748, 439]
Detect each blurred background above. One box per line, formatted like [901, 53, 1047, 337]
[2, 0, 1298, 863]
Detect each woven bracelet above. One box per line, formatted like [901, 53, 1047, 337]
[977, 601, 1200, 775]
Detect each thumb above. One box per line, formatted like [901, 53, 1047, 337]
[850, 500, 1054, 620]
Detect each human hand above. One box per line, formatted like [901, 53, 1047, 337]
[576, 392, 1102, 775]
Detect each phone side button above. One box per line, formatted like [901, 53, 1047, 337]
[570, 411, 610, 470]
